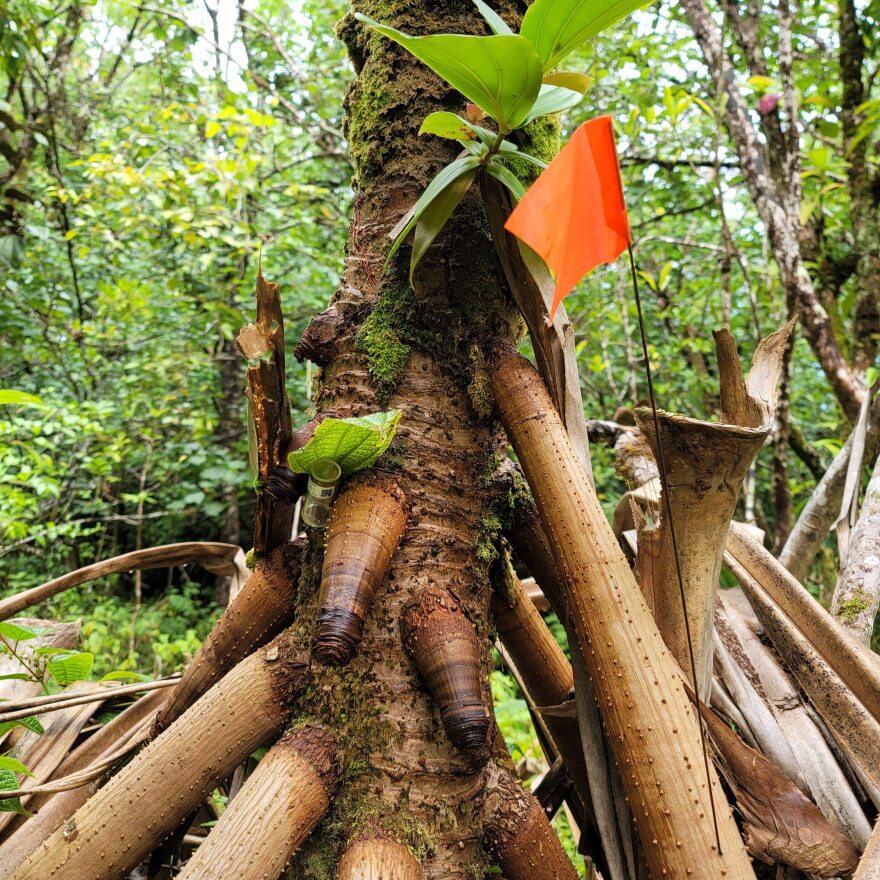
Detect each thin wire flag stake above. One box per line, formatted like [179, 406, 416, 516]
[505, 115, 723, 856]
[626, 243, 723, 856]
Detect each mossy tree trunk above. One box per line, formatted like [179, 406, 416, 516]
[288, 1, 566, 877]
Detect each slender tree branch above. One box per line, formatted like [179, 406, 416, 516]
[681, 0, 863, 419]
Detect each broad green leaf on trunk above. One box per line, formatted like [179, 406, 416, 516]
[355, 15, 542, 131]
[522, 83, 587, 125]
[485, 160, 527, 201]
[47, 651, 94, 686]
[287, 411, 402, 475]
[0, 621, 38, 642]
[410, 169, 478, 281]
[419, 111, 478, 141]
[0, 390, 44, 408]
[473, 0, 514, 35]
[521, 0, 652, 70]
[385, 155, 481, 267]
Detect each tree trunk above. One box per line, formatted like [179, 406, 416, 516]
[831, 452, 880, 646]
[280, 2, 572, 875]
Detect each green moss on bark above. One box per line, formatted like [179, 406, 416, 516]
[838, 589, 873, 621]
[347, 78, 393, 182]
[499, 115, 562, 185]
[355, 303, 411, 402]
[295, 788, 435, 880]
[475, 511, 502, 569]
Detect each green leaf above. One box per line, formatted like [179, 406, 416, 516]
[47, 652, 94, 687]
[522, 83, 586, 124]
[486, 160, 527, 201]
[355, 15, 542, 131]
[521, 0, 651, 70]
[410, 169, 478, 282]
[100, 670, 148, 683]
[0, 716, 44, 738]
[0, 622, 38, 642]
[747, 75, 775, 91]
[0, 768, 28, 814]
[473, 0, 514, 35]
[808, 146, 831, 171]
[0, 756, 32, 777]
[0, 235, 24, 268]
[542, 71, 592, 92]
[385, 155, 481, 268]
[461, 138, 489, 157]
[419, 111, 478, 141]
[287, 411, 402, 476]
[0, 390, 44, 408]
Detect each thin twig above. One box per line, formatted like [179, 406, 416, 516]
[0, 716, 153, 798]
[627, 244, 723, 854]
[0, 676, 180, 724]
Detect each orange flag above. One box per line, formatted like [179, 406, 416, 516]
[504, 115, 631, 323]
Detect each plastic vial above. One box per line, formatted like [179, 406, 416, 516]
[301, 459, 342, 529]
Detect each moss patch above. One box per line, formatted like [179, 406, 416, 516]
[355, 302, 411, 402]
[467, 344, 493, 418]
[476, 511, 502, 570]
[346, 75, 394, 183]
[294, 788, 436, 880]
[498, 114, 562, 185]
[837, 589, 873, 621]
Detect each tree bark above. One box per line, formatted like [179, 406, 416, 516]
[832, 452, 880, 646]
[7, 634, 307, 879]
[839, 0, 880, 369]
[175, 725, 338, 880]
[781, 392, 880, 582]
[282, 1, 570, 874]
[491, 572, 592, 826]
[0, 689, 168, 875]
